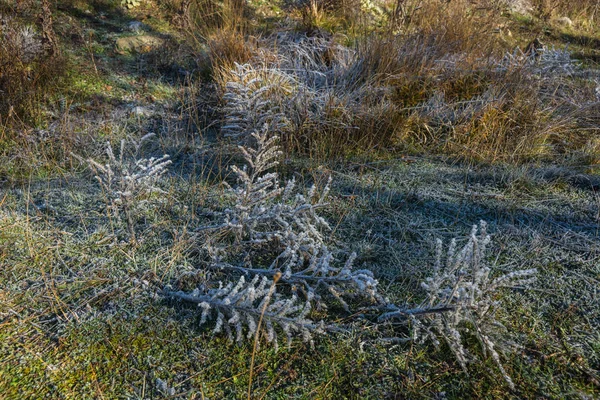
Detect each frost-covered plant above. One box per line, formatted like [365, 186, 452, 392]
[82, 134, 171, 243]
[0, 12, 63, 120]
[201, 126, 380, 309]
[0, 19, 44, 64]
[163, 274, 326, 350]
[218, 45, 367, 147]
[418, 89, 503, 128]
[169, 131, 535, 366]
[277, 34, 355, 87]
[206, 127, 329, 262]
[223, 129, 329, 250]
[212, 247, 381, 312]
[379, 221, 537, 389]
[220, 63, 295, 139]
[165, 127, 380, 344]
[500, 45, 578, 77]
[535, 46, 578, 77]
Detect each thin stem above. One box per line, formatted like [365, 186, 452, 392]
[248, 272, 280, 400]
[377, 305, 456, 322]
[123, 200, 137, 244]
[210, 262, 354, 284]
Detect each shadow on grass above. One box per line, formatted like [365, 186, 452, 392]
[552, 31, 600, 63]
[336, 163, 600, 242]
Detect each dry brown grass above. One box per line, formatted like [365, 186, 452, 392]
[182, 0, 600, 164]
[207, 29, 256, 79]
[183, 0, 249, 35]
[532, 0, 599, 27]
[0, 12, 66, 126]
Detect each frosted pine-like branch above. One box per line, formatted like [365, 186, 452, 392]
[220, 63, 294, 139]
[76, 134, 171, 242]
[163, 275, 328, 350]
[379, 221, 536, 389]
[209, 247, 381, 312]
[197, 127, 380, 309]
[206, 127, 330, 260]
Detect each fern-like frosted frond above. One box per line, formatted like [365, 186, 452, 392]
[74, 134, 171, 242]
[164, 275, 325, 350]
[221, 63, 295, 139]
[379, 221, 536, 389]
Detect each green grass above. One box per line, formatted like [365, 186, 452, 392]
[1, 156, 599, 398]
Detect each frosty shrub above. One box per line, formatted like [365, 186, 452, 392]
[78, 134, 171, 243]
[217, 44, 373, 153]
[162, 125, 537, 387]
[214, 128, 329, 257]
[202, 126, 380, 310]
[535, 46, 579, 77]
[379, 221, 537, 389]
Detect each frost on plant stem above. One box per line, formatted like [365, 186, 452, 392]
[77, 133, 171, 242]
[211, 247, 381, 313]
[202, 126, 329, 259]
[379, 221, 537, 389]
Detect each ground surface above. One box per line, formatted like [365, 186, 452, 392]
[1, 1, 599, 399]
